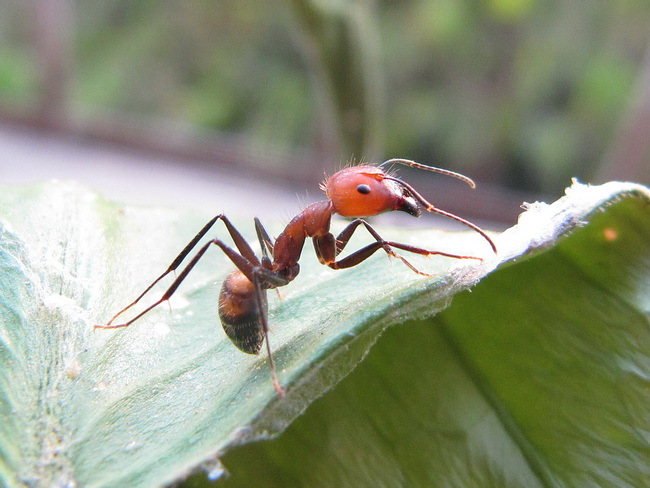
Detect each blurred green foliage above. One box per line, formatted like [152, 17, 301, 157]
[74, 1, 314, 147]
[0, 0, 648, 193]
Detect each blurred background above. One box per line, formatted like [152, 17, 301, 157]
[1, 0, 649, 225]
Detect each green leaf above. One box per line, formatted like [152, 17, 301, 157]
[0, 180, 648, 487]
[211, 181, 650, 487]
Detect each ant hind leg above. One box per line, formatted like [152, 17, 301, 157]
[96, 236, 262, 329]
[100, 214, 261, 327]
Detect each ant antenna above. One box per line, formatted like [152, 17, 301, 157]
[379, 158, 476, 189]
[383, 174, 498, 254]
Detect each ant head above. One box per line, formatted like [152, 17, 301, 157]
[324, 159, 497, 254]
[324, 165, 420, 218]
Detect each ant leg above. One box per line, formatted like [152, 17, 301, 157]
[250, 273, 285, 396]
[323, 239, 483, 275]
[254, 217, 275, 259]
[254, 218, 285, 300]
[313, 219, 387, 265]
[334, 219, 419, 267]
[96, 237, 264, 329]
[333, 219, 371, 255]
[317, 219, 432, 275]
[103, 214, 260, 326]
[98, 236, 289, 395]
[342, 220, 434, 275]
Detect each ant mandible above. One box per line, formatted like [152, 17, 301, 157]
[96, 159, 497, 396]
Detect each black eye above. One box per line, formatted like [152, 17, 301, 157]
[356, 184, 371, 194]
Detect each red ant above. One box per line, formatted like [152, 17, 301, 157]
[96, 159, 497, 396]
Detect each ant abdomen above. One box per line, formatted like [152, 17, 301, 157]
[218, 270, 264, 355]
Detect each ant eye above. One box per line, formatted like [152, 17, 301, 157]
[356, 184, 371, 194]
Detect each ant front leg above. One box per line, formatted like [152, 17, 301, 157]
[99, 214, 260, 327]
[315, 219, 437, 276]
[314, 220, 484, 276]
[332, 219, 428, 275]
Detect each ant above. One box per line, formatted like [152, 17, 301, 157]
[96, 159, 497, 396]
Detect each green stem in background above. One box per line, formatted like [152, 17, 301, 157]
[287, 0, 385, 162]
